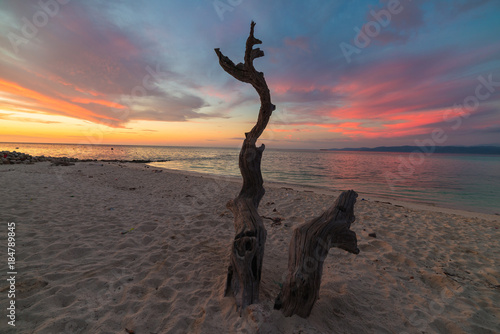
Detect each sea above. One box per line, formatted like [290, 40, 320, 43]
[2, 142, 499, 215]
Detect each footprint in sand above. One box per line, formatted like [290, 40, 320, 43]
[142, 235, 153, 245]
[359, 239, 393, 253]
[157, 285, 178, 302]
[383, 252, 417, 267]
[138, 221, 158, 232]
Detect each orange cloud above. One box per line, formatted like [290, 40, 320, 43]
[0, 79, 120, 125]
[269, 128, 300, 132]
[74, 86, 103, 97]
[71, 97, 126, 109]
[201, 86, 234, 100]
[284, 36, 310, 52]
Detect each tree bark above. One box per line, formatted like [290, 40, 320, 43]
[274, 190, 360, 318]
[215, 21, 276, 312]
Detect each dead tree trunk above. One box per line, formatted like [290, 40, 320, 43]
[274, 190, 360, 318]
[215, 21, 276, 312]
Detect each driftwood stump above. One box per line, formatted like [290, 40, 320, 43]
[215, 21, 276, 312]
[275, 190, 360, 318]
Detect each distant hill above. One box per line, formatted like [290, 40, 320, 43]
[322, 146, 500, 155]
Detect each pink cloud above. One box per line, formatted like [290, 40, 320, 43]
[265, 43, 500, 142]
[284, 36, 311, 52]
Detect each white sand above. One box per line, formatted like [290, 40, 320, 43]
[0, 162, 498, 333]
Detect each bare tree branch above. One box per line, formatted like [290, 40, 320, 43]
[215, 21, 275, 312]
[275, 190, 360, 318]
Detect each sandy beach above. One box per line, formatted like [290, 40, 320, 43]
[0, 161, 499, 334]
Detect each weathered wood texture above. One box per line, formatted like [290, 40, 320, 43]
[275, 190, 360, 318]
[215, 21, 276, 312]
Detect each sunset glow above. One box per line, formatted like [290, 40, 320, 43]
[1, 1, 499, 148]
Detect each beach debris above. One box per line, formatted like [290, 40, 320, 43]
[0, 150, 98, 165]
[369, 232, 377, 238]
[265, 216, 283, 225]
[215, 21, 274, 313]
[99, 159, 169, 163]
[275, 190, 359, 318]
[121, 228, 135, 235]
[214, 22, 361, 320]
[51, 158, 76, 166]
[373, 200, 392, 205]
[262, 216, 283, 226]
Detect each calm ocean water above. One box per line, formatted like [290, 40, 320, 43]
[2, 142, 499, 215]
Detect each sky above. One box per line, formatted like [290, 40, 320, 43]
[0, 0, 499, 149]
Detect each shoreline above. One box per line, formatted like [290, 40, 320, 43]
[146, 163, 500, 222]
[2, 148, 499, 216]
